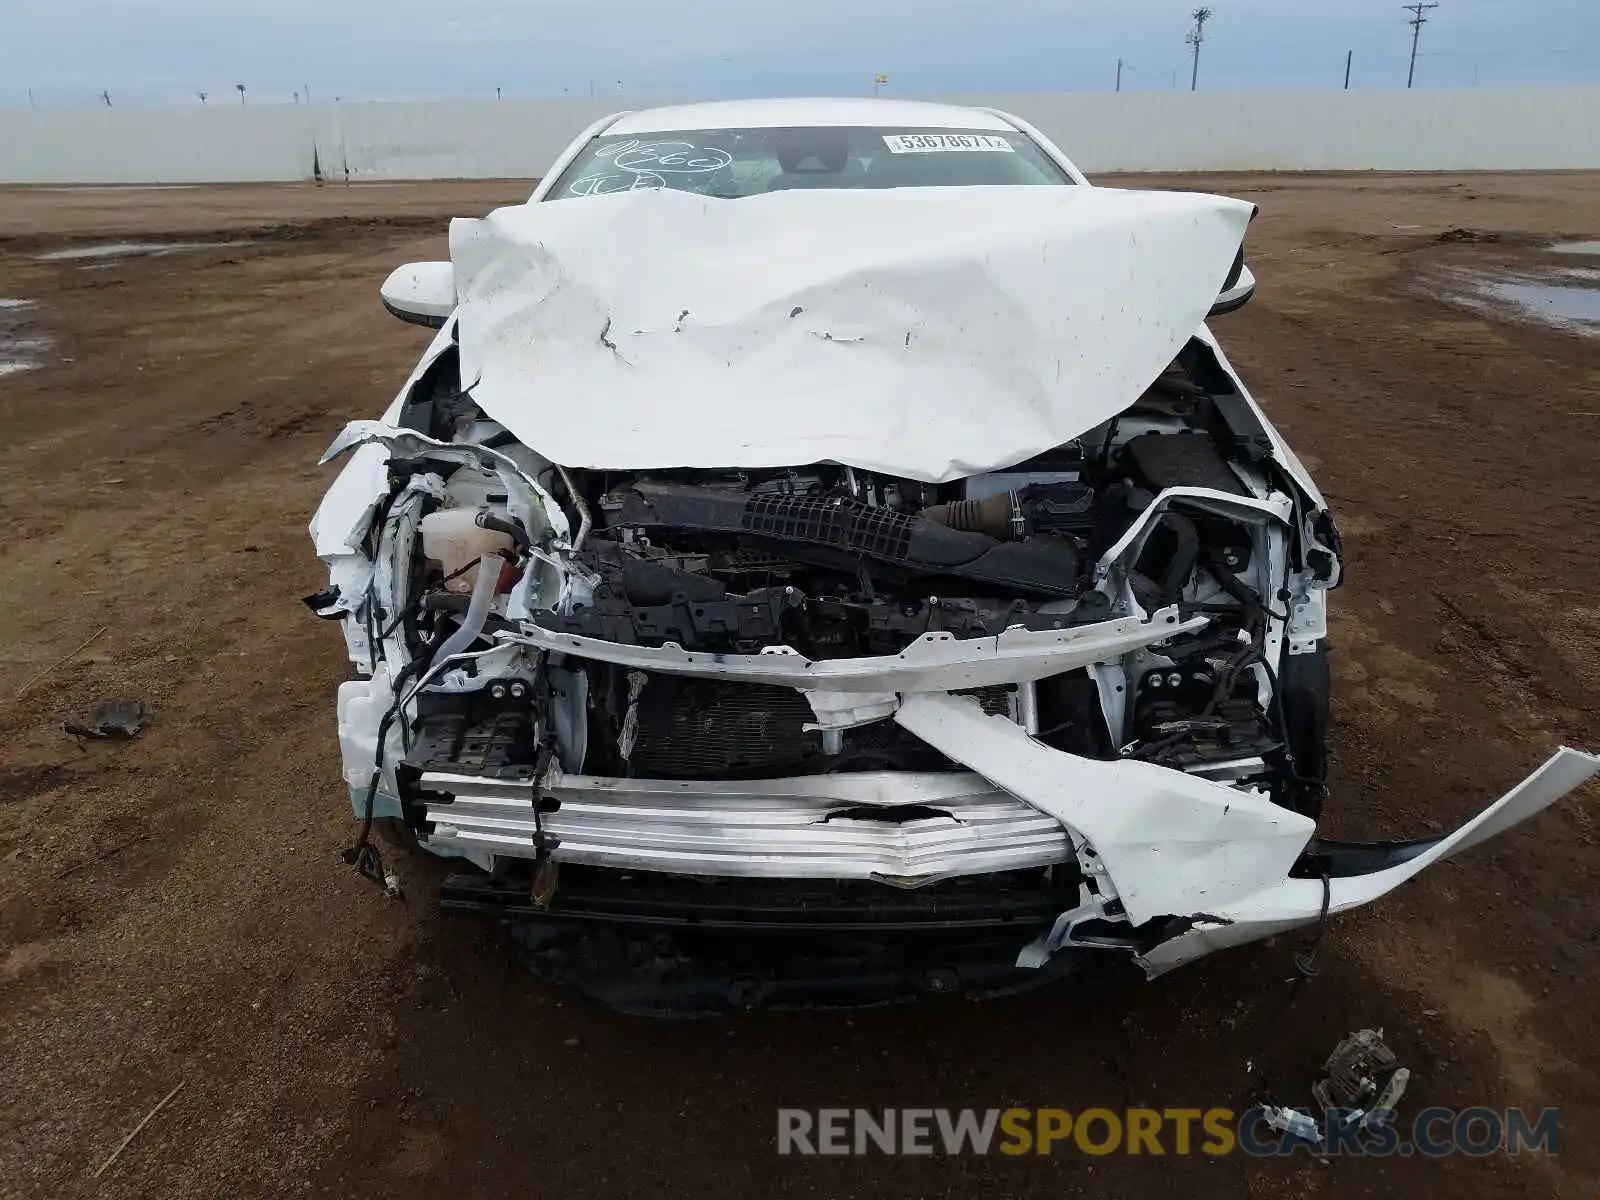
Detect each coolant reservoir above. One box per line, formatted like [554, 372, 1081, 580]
[419, 508, 516, 593]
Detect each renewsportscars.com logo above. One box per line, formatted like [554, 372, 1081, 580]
[777, 1106, 1559, 1158]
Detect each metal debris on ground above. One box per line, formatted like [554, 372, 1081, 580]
[1313, 1027, 1411, 1130]
[1261, 1104, 1323, 1145]
[63, 697, 152, 740]
[1256, 1027, 1411, 1150]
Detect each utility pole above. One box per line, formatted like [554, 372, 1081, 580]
[28, 88, 36, 108]
[198, 91, 208, 104]
[1403, 2, 1438, 89]
[1116, 58, 1123, 92]
[1186, 8, 1212, 92]
[236, 82, 246, 105]
[1344, 50, 1353, 89]
[496, 86, 502, 101]
[100, 90, 112, 107]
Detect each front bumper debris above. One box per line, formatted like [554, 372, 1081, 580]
[1133, 745, 1599, 975]
[895, 694, 1597, 974]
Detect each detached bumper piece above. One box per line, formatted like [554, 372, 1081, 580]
[442, 866, 1090, 1014]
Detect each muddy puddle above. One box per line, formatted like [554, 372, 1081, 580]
[0, 299, 52, 379]
[1430, 246, 1600, 338]
[1479, 278, 1600, 331]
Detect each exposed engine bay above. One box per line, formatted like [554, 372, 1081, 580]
[332, 340, 1334, 817]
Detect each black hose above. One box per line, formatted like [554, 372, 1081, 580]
[1156, 513, 1201, 606]
[476, 510, 531, 554]
[1201, 540, 1259, 611]
[1293, 871, 1332, 978]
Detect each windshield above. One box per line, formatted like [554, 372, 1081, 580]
[544, 125, 1074, 201]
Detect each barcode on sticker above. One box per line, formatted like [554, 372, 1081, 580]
[882, 133, 1014, 154]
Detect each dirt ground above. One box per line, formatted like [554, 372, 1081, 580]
[1, 172, 1596, 1199]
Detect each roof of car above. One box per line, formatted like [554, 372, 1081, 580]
[605, 97, 1017, 135]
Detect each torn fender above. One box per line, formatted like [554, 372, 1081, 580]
[317, 420, 574, 621]
[318, 420, 569, 544]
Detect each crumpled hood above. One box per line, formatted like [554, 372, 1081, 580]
[449, 185, 1255, 483]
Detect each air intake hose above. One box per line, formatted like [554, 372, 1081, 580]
[921, 492, 1019, 541]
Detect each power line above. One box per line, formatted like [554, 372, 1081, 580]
[1403, 2, 1439, 88]
[1186, 8, 1213, 92]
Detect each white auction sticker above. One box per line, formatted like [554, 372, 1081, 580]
[881, 133, 1015, 154]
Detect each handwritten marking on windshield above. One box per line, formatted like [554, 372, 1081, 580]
[567, 170, 667, 196]
[597, 140, 732, 174]
[567, 140, 732, 197]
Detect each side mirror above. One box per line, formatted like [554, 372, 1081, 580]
[381, 262, 455, 328]
[1210, 263, 1255, 318]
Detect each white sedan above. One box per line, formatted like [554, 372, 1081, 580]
[312, 98, 1596, 1012]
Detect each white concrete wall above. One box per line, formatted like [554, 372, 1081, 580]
[0, 105, 317, 184]
[965, 87, 1600, 172]
[317, 101, 621, 182]
[3, 87, 1597, 184]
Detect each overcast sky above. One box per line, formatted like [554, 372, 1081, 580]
[3, 0, 1595, 107]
